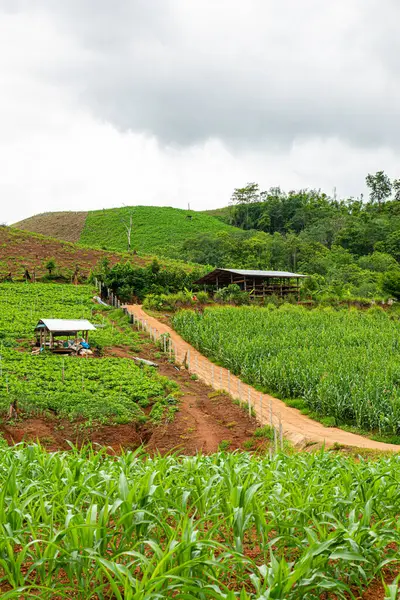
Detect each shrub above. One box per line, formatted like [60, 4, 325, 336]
[215, 284, 250, 305]
[218, 440, 231, 451]
[382, 271, 400, 300]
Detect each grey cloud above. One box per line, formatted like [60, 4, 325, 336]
[2, 0, 400, 149]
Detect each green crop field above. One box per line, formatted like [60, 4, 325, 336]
[0, 445, 398, 598]
[173, 305, 400, 436]
[0, 284, 177, 423]
[80, 206, 237, 256]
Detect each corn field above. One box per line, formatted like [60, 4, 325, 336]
[0, 443, 398, 598]
[172, 305, 400, 435]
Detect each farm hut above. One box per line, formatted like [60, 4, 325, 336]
[34, 319, 96, 354]
[194, 268, 306, 299]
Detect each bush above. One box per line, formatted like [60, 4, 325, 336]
[382, 271, 400, 300]
[44, 258, 57, 276]
[215, 284, 250, 305]
[143, 290, 211, 312]
[98, 260, 208, 302]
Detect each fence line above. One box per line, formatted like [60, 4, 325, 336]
[94, 278, 123, 309]
[127, 310, 284, 451]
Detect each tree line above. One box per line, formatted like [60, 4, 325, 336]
[179, 172, 400, 300]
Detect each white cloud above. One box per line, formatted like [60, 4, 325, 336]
[0, 2, 399, 225]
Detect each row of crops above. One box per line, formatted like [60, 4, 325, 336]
[0, 284, 177, 423]
[0, 283, 139, 349]
[173, 305, 400, 435]
[0, 444, 398, 598]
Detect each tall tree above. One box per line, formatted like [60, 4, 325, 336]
[230, 183, 260, 204]
[365, 171, 392, 207]
[393, 179, 400, 201]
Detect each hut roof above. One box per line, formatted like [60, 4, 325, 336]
[35, 319, 96, 333]
[194, 268, 306, 284]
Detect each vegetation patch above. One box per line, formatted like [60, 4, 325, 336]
[0, 446, 397, 598]
[0, 284, 178, 424]
[80, 205, 236, 255]
[173, 304, 400, 436]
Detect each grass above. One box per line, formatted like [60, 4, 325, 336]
[80, 205, 237, 257]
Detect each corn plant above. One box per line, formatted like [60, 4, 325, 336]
[173, 305, 400, 435]
[0, 444, 397, 597]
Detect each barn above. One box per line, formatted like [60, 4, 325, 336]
[194, 268, 306, 298]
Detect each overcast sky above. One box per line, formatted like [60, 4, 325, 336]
[1, 0, 399, 224]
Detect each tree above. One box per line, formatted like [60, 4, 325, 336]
[45, 258, 56, 276]
[382, 271, 400, 300]
[230, 183, 260, 204]
[358, 252, 398, 273]
[150, 258, 160, 274]
[366, 171, 392, 207]
[393, 179, 400, 201]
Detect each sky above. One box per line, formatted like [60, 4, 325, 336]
[1, 0, 399, 224]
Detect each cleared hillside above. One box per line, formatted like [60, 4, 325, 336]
[0, 226, 146, 279]
[14, 211, 88, 243]
[13, 206, 239, 257]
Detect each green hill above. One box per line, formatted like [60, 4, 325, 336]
[201, 206, 231, 223]
[14, 206, 238, 258]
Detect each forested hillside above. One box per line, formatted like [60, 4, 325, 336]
[12, 172, 400, 300]
[191, 174, 400, 299]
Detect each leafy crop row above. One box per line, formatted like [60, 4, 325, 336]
[173, 305, 400, 435]
[0, 284, 178, 423]
[0, 283, 139, 349]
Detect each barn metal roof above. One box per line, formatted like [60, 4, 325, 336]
[194, 268, 306, 284]
[35, 319, 96, 332]
[219, 269, 306, 278]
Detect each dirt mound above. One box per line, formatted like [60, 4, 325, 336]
[0, 226, 146, 279]
[0, 417, 145, 453]
[13, 211, 87, 243]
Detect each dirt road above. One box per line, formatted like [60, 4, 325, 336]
[126, 305, 400, 452]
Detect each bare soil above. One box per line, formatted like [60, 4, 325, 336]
[0, 417, 146, 453]
[0, 337, 265, 454]
[108, 338, 263, 454]
[0, 226, 146, 279]
[13, 211, 88, 243]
